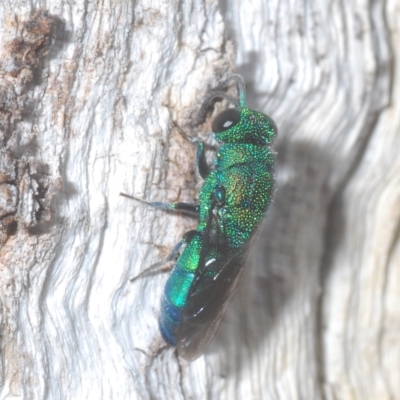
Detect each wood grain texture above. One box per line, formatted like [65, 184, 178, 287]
[222, 1, 399, 399]
[0, 1, 399, 399]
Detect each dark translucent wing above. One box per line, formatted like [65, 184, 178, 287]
[177, 252, 247, 360]
[176, 202, 250, 360]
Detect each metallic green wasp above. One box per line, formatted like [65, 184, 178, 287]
[124, 75, 277, 360]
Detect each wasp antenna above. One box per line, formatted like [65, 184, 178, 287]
[215, 74, 246, 108]
[232, 74, 246, 108]
[172, 122, 193, 143]
[195, 91, 239, 127]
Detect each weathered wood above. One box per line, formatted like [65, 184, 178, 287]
[223, 1, 399, 399]
[0, 1, 399, 399]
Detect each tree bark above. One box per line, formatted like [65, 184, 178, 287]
[0, 1, 399, 399]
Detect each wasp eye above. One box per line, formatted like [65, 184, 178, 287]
[212, 108, 241, 133]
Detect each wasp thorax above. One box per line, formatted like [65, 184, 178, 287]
[212, 185, 226, 206]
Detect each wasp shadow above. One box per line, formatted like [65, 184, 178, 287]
[207, 129, 347, 383]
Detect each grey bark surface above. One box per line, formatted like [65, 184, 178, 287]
[0, 1, 399, 400]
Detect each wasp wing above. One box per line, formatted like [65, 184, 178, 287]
[175, 201, 252, 361]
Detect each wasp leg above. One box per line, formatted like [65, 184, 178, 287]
[162, 229, 197, 261]
[129, 259, 173, 283]
[152, 201, 199, 215]
[130, 230, 198, 282]
[171, 123, 211, 179]
[195, 140, 210, 179]
[120, 193, 199, 216]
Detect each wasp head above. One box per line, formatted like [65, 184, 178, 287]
[212, 107, 277, 146]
